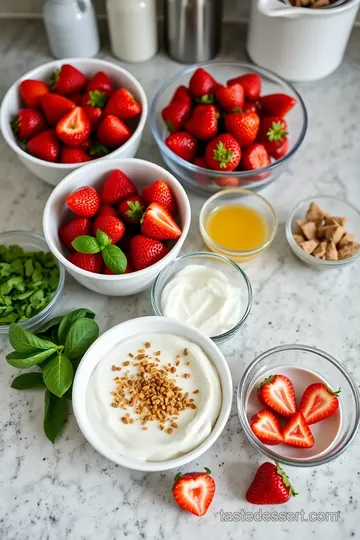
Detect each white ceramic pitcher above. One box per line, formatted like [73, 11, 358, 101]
[247, 0, 360, 81]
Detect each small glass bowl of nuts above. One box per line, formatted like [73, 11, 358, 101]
[286, 196, 360, 269]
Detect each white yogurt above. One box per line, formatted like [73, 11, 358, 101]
[160, 265, 242, 337]
[86, 333, 222, 462]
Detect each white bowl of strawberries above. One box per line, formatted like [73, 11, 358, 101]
[0, 59, 147, 187]
[43, 158, 191, 296]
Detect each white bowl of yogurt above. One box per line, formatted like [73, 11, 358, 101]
[73, 316, 233, 471]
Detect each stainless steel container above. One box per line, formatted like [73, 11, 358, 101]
[164, 0, 223, 63]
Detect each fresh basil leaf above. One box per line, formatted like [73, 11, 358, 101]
[9, 323, 57, 353]
[57, 308, 95, 345]
[30, 290, 44, 309]
[6, 347, 57, 368]
[102, 245, 127, 274]
[71, 236, 101, 254]
[43, 353, 73, 398]
[96, 230, 111, 248]
[35, 316, 64, 335]
[43, 390, 69, 443]
[11, 372, 45, 390]
[64, 318, 99, 360]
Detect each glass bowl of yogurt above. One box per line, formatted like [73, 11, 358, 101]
[151, 252, 253, 344]
[72, 316, 233, 472]
[237, 344, 360, 467]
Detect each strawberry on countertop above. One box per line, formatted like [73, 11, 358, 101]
[19, 79, 50, 109]
[130, 235, 168, 271]
[60, 146, 92, 164]
[225, 111, 260, 147]
[142, 180, 177, 216]
[227, 73, 261, 101]
[66, 186, 100, 218]
[141, 202, 182, 240]
[118, 195, 145, 225]
[214, 83, 244, 113]
[100, 169, 137, 205]
[11, 108, 46, 142]
[58, 218, 92, 251]
[165, 132, 198, 163]
[205, 134, 241, 172]
[185, 105, 218, 141]
[27, 129, 60, 163]
[258, 93, 297, 117]
[104, 88, 142, 119]
[282, 412, 314, 448]
[299, 383, 340, 425]
[189, 68, 218, 103]
[40, 93, 75, 126]
[87, 71, 113, 97]
[172, 468, 216, 517]
[56, 107, 90, 147]
[250, 409, 284, 445]
[170, 85, 193, 108]
[96, 115, 132, 148]
[246, 462, 298, 505]
[69, 252, 103, 273]
[161, 101, 191, 133]
[92, 215, 125, 244]
[241, 143, 271, 172]
[257, 374, 296, 418]
[52, 64, 88, 96]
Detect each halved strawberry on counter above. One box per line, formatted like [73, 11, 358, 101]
[100, 169, 137, 205]
[173, 468, 215, 516]
[189, 67, 218, 103]
[87, 71, 113, 97]
[282, 412, 314, 448]
[19, 79, 50, 109]
[141, 202, 182, 240]
[66, 186, 100, 218]
[205, 134, 241, 172]
[250, 409, 284, 445]
[130, 235, 168, 271]
[52, 64, 88, 96]
[27, 129, 60, 162]
[11, 108, 46, 142]
[227, 73, 261, 101]
[56, 107, 90, 147]
[41, 93, 75, 126]
[118, 195, 145, 225]
[257, 374, 296, 418]
[96, 115, 132, 148]
[185, 105, 218, 141]
[104, 88, 142, 119]
[59, 218, 92, 251]
[258, 93, 297, 117]
[142, 180, 177, 216]
[246, 462, 298, 505]
[299, 383, 340, 425]
[165, 132, 198, 162]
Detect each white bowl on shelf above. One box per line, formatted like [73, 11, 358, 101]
[0, 58, 148, 187]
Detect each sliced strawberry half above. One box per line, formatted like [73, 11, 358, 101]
[250, 409, 284, 445]
[56, 106, 90, 147]
[141, 202, 182, 240]
[283, 412, 314, 448]
[298, 383, 340, 425]
[172, 468, 215, 517]
[257, 374, 296, 418]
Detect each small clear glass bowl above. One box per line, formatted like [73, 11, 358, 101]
[199, 188, 278, 263]
[0, 231, 65, 334]
[286, 196, 360, 269]
[237, 344, 360, 467]
[151, 252, 253, 344]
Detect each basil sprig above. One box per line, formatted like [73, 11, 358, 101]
[71, 230, 127, 274]
[6, 308, 99, 443]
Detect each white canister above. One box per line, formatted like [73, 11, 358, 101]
[247, 0, 360, 82]
[106, 0, 158, 63]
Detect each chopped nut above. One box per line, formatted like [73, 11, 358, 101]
[300, 239, 319, 254]
[111, 365, 117, 371]
[128, 353, 134, 358]
[339, 233, 355, 248]
[316, 225, 333, 239]
[338, 242, 360, 260]
[325, 224, 345, 244]
[193, 389, 199, 394]
[183, 348, 189, 356]
[295, 219, 307, 234]
[155, 351, 161, 356]
[185, 361, 190, 366]
[300, 221, 317, 240]
[167, 428, 173, 435]
[183, 373, 190, 379]
[170, 367, 176, 374]
[145, 342, 151, 348]
[171, 422, 178, 429]
[293, 234, 306, 245]
[325, 241, 338, 261]
[123, 361, 130, 366]
[306, 202, 327, 223]
[136, 353, 146, 360]
[176, 354, 180, 360]
[312, 241, 327, 259]
[142, 426, 148, 431]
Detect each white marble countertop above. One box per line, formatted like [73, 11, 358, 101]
[1, 20, 360, 540]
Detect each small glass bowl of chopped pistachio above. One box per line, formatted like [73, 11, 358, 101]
[0, 231, 65, 334]
[286, 196, 360, 269]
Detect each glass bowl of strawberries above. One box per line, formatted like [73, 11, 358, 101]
[150, 62, 307, 194]
[0, 58, 147, 187]
[237, 344, 360, 467]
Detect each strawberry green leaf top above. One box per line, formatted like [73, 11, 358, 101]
[266, 121, 288, 142]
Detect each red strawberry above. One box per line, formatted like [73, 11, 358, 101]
[104, 88, 142, 119]
[250, 409, 284, 445]
[97, 205, 119, 218]
[227, 73, 261, 101]
[130, 235, 168, 271]
[93, 215, 125, 243]
[246, 462, 297, 505]
[170, 85, 192, 108]
[225, 111, 260, 147]
[193, 156, 208, 168]
[243, 101, 260, 114]
[259, 117, 289, 159]
[142, 180, 177, 216]
[60, 146, 92, 164]
[258, 94, 297, 117]
[257, 374, 296, 418]
[299, 383, 340, 425]
[215, 83, 244, 113]
[283, 412, 314, 448]
[11, 109, 46, 141]
[19, 79, 50, 109]
[81, 90, 107, 131]
[173, 468, 215, 517]
[242, 143, 271, 172]
[161, 102, 190, 133]
[66, 186, 100, 217]
[271, 138, 289, 160]
[214, 177, 239, 187]
[87, 71, 113, 97]
[69, 252, 103, 273]
[165, 132, 197, 162]
[41, 93, 75, 126]
[104, 259, 133, 274]
[189, 68, 218, 102]
[205, 134, 241, 172]
[118, 195, 145, 225]
[56, 107, 90, 147]
[27, 129, 60, 162]
[58, 218, 91, 251]
[52, 64, 87, 96]
[185, 105, 218, 141]
[100, 169, 137, 205]
[141, 202, 181, 240]
[68, 92, 83, 105]
[96, 115, 132, 148]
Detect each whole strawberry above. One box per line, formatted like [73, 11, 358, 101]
[173, 468, 216, 517]
[130, 235, 168, 271]
[11, 109, 46, 141]
[41, 93, 75, 126]
[189, 68, 217, 102]
[118, 195, 145, 225]
[170, 85, 192, 108]
[58, 218, 91, 251]
[56, 107, 91, 147]
[185, 105, 218, 141]
[66, 186, 100, 217]
[246, 462, 297, 505]
[225, 111, 260, 147]
[259, 117, 288, 159]
[69, 252, 103, 273]
[142, 180, 177, 216]
[258, 93, 297, 117]
[87, 71, 113, 97]
[205, 134, 241, 172]
[96, 115, 132, 148]
[60, 147, 92, 164]
[81, 90, 108, 131]
[97, 205, 119, 218]
[100, 169, 137, 205]
[161, 102, 190, 133]
[165, 132, 197, 162]
[241, 143, 271, 172]
[52, 64, 88, 96]
[215, 83, 244, 113]
[104, 88, 142, 119]
[141, 202, 182, 240]
[20, 79, 50, 109]
[27, 129, 60, 162]
[93, 215, 125, 244]
[227, 73, 261, 101]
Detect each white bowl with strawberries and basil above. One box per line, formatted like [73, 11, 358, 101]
[43, 158, 191, 296]
[0, 59, 147, 186]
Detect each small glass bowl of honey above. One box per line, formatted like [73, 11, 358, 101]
[199, 189, 278, 263]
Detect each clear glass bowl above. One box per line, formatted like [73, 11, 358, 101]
[237, 344, 360, 467]
[199, 189, 278, 263]
[151, 252, 253, 344]
[0, 231, 65, 334]
[150, 62, 308, 195]
[286, 196, 360, 269]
